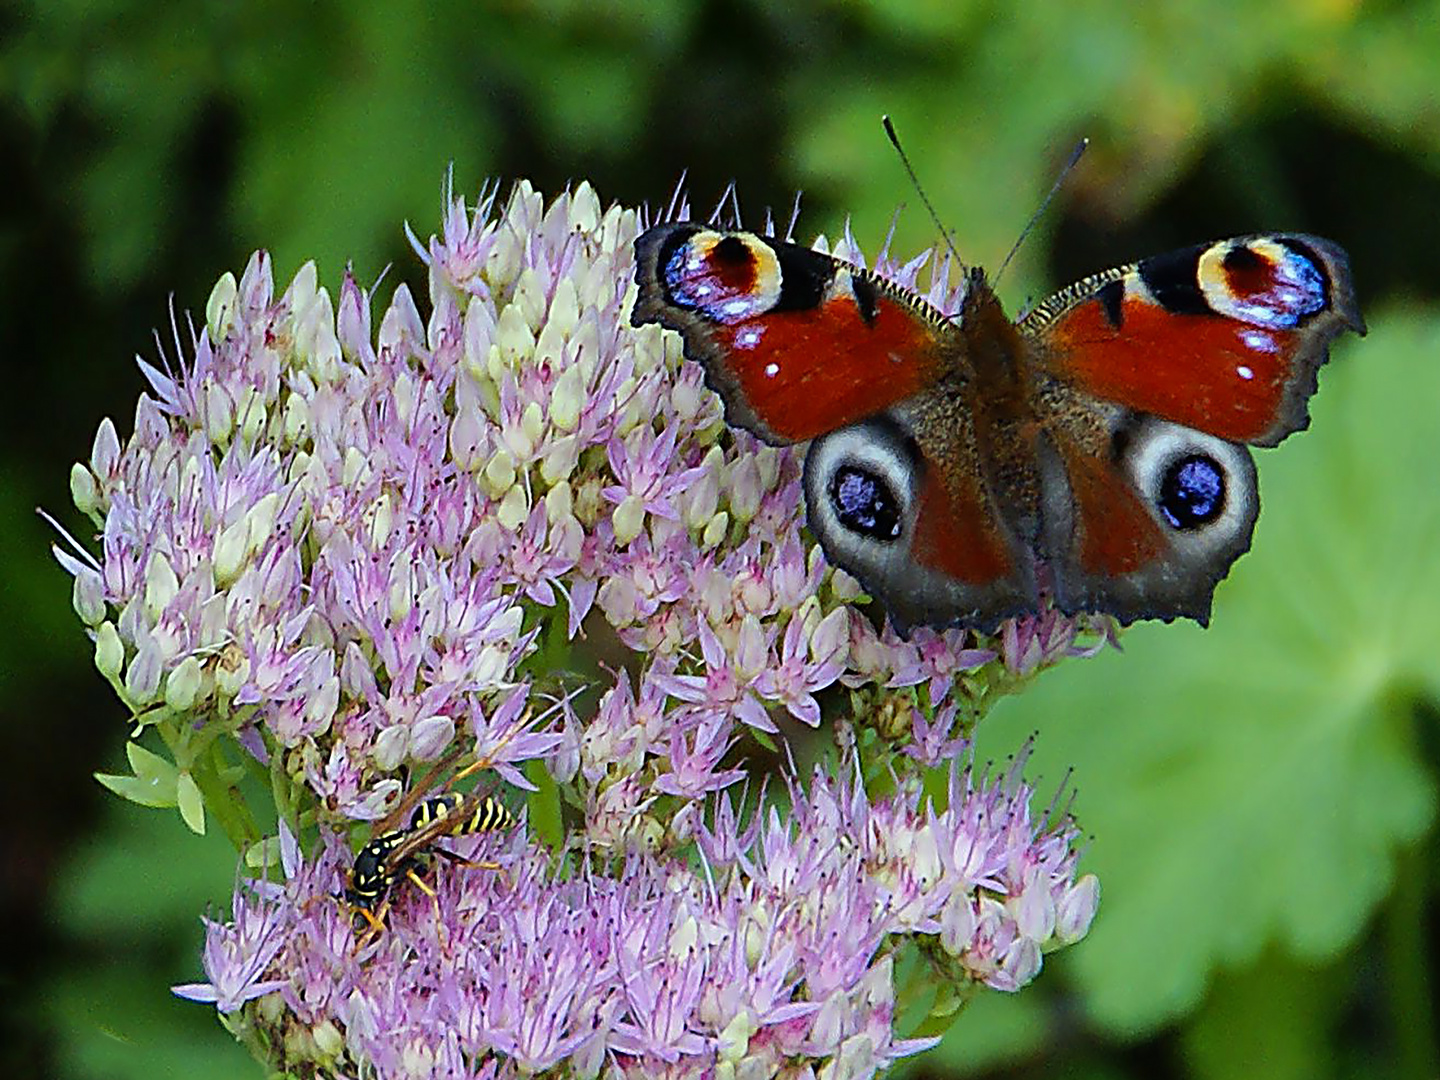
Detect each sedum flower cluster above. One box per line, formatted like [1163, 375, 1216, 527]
[59, 180, 1101, 1079]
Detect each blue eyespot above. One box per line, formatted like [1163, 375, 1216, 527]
[1158, 455, 1225, 529]
[830, 466, 902, 541]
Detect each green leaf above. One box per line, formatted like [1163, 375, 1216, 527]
[126, 739, 178, 784]
[44, 796, 259, 1078]
[177, 770, 207, 835]
[94, 772, 177, 808]
[53, 800, 240, 937]
[975, 310, 1439, 1033]
[243, 836, 282, 872]
[95, 740, 180, 807]
[43, 961, 262, 1080]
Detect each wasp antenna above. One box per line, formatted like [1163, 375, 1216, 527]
[994, 137, 1089, 286]
[882, 115, 968, 276]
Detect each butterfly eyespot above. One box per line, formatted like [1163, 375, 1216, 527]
[1197, 238, 1328, 329]
[1119, 417, 1258, 559]
[1157, 454, 1226, 530]
[830, 465, 904, 541]
[659, 229, 782, 323]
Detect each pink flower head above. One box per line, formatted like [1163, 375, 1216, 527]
[64, 180, 1100, 1079]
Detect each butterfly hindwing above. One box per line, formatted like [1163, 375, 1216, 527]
[802, 392, 1037, 634]
[1032, 375, 1261, 625]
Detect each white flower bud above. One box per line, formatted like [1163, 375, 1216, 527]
[164, 654, 203, 712]
[91, 418, 120, 478]
[94, 621, 124, 679]
[545, 481, 573, 523]
[124, 638, 163, 704]
[540, 435, 580, 485]
[702, 511, 729, 550]
[612, 494, 646, 546]
[70, 463, 100, 516]
[548, 277, 580, 338]
[247, 492, 281, 552]
[143, 553, 179, 619]
[72, 569, 106, 626]
[409, 714, 455, 760]
[549, 365, 584, 432]
[205, 271, 238, 343]
[212, 519, 249, 587]
[496, 484, 529, 531]
[494, 305, 535, 368]
[512, 268, 548, 333]
[283, 393, 309, 446]
[483, 449, 517, 497]
[373, 724, 410, 772]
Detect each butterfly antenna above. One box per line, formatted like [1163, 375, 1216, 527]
[882, 115, 968, 275]
[993, 137, 1089, 286]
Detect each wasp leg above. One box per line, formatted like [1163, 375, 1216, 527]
[350, 900, 391, 954]
[404, 868, 437, 898]
[431, 847, 500, 872]
[400, 868, 456, 954]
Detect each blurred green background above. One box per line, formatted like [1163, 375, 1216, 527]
[3, 2, 1437, 1078]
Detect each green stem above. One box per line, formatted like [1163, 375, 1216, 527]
[154, 713, 260, 851]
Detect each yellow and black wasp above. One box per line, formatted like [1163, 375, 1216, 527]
[344, 754, 516, 937]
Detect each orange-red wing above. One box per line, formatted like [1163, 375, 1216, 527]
[1024, 235, 1364, 447]
[709, 294, 947, 442]
[633, 224, 950, 444]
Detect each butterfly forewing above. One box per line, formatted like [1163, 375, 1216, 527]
[1021, 234, 1365, 446]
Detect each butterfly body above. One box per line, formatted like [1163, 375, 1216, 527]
[632, 223, 1364, 633]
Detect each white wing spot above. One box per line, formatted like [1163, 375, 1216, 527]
[764, 362, 779, 377]
[1236, 365, 1254, 380]
[1240, 329, 1279, 354]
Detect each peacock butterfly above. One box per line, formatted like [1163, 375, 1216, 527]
[630, 219, 1365, 633]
